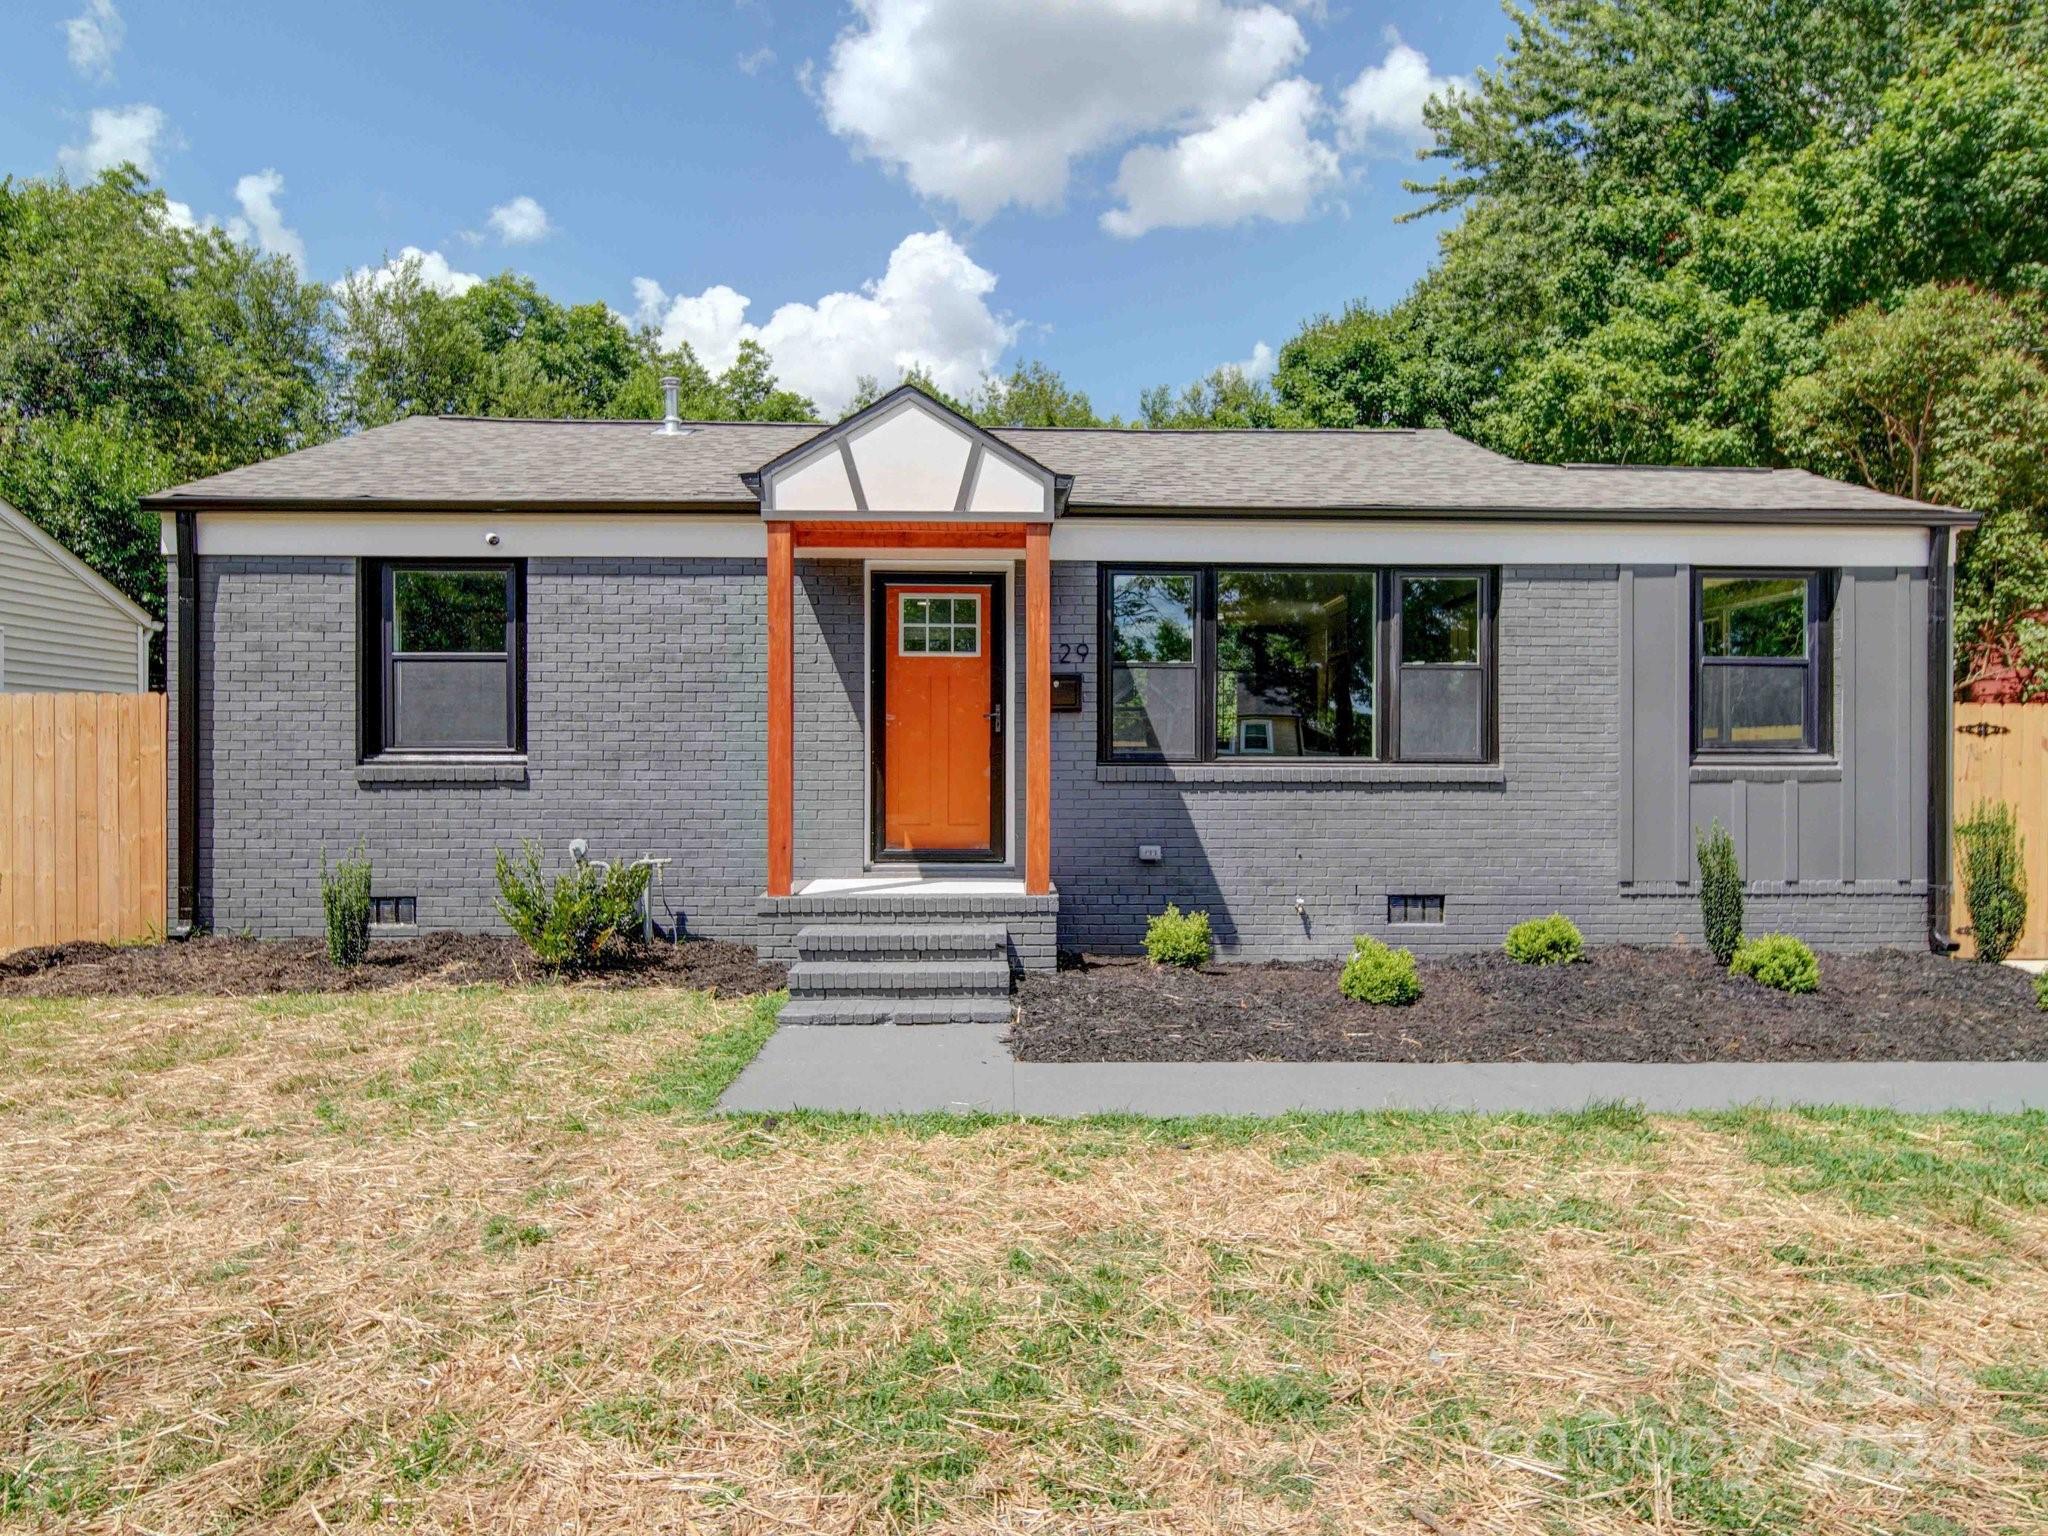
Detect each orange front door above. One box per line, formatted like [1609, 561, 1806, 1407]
[880, 581, 999, 858]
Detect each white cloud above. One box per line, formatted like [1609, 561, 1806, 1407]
[58, 102, 167, 179]
[338, 247, 483, 298]
[1336, 32, 1468, 157]
[63, 0, 124, 79]
[737, 46, 776, 75]
[1225, 340, 1276, 380]
[487, 194, 552, 244]
[1102, 77, 1338, 237]
[157, 198, 201, 232]
[819, 0, 1308, 220]
[223, 169, 305, 269]
[632, 229, 1018, 415]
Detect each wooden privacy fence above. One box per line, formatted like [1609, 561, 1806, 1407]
[1952, 702, 2048, 961]
[0, 692, 166, 954]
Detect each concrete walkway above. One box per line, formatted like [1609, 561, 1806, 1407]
[719, 1023, 2048, 1116]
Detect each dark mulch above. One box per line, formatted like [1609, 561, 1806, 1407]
[1011, 946, 2048, 1063]
[0, 932, 787, 999]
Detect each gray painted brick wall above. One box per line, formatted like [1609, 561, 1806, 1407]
[174, 554, 1928, 958]
[1048, 561, 1926, 957]
[182, 555, 864, 941]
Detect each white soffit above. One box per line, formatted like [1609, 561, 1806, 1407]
[1050, 519, 1933, 568]
[775, 449, 857, 512]
[848, 403, 972, 511]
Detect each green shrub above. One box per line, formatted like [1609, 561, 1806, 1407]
[1340, 935, 1422, 1005]
[2034, 972, 2048, 1012]
[1504, 913, 1585, 966]
[1695, 821, 1744, 966]
[494, 843, 652, 973]
[1729, 933, 1820, 994]
[1956, 799, 2027, 963]
[1144, 904, 1213, 967]
[320, 847, 372, 968]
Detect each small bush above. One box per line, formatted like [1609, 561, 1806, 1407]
[494, 842, 651, 973]
[2034, 972, 2048, 1012]
[1956, 799, 2027, 963]
[1144, 904, 1213, 967]
[1729, 933, 1820, 994]
[1340, 935, 1422, 1005]
[1504, 913, 1584, 966]
[320, 847, 372, 968]
[1695, 821, 1744, 966]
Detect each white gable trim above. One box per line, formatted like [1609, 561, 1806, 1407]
[1, 497, 160, 631]
[756, 386, 1057, 521]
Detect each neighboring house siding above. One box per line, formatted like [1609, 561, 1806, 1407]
[174, 554, 1927, 953]
[0, 511, 145, 692]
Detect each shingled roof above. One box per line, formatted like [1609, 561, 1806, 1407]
[141, 412, 1970, 523]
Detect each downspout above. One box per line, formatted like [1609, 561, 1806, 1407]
[1928, 525, 1957, 953]
[174, 507, 199, 936]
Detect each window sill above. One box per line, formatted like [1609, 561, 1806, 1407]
[356, 755, 529, 786]
[1097, 761, 1505, 786]
[1689, 758, 1841, 783]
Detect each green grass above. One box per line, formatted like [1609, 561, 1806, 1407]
[8, 984, 2048, 1532]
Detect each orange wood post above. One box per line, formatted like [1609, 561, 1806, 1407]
[766, 520, 795, 896]
[1025, 523, 1052, 895]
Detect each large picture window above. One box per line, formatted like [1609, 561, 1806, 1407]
[361, 561, 524, 756]
[1099, 565, 1494, 764]
[1693, 570, 1829, 755]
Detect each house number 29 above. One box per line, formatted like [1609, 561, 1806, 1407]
[1056, 642, 1090, 664]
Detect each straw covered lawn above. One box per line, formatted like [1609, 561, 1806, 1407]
[3, 987, 2046, 1533]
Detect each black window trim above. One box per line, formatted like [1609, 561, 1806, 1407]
[358, 558, 526, 760]
[1690, 566, 1833, 758]
[1096, 563, 1498, 766]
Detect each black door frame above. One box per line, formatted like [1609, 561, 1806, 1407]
[868, 569, 1007, 864]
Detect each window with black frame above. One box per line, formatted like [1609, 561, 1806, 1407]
[1099, 565, 1491, 765]
[364, 562, 523, 755]
[1694, 571, 1826, 754]
[1395, 573, 1488, 762]
[1214, 569, 1375, 758]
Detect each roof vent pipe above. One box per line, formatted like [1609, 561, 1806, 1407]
[656, 374, 683, 435]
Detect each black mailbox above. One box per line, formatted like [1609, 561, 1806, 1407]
[1050, 672, 1083, 712]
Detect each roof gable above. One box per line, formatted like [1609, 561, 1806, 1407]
[0, 498, 158, 630]
[749, 385, 1061, 521]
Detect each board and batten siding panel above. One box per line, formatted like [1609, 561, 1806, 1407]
[1619, 564, 1928, 889]
[0, 514, 146, 693]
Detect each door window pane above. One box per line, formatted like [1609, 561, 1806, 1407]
[393, 569, 508, 653]
[899, 593, 980, 656]
[1702, 576, 1806, 657]
[1108, 572, 1198, 758]
[1214, 569, 1376, 758]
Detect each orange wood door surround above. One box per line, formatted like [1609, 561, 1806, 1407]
[880, 581, 999, 857]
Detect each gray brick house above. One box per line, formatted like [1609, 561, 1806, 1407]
[147, 385, 1973, 1015]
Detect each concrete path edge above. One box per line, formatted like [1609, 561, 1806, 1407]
[718, 1023, 2048, 1117]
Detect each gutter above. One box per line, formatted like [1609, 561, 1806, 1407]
[174, 508, 198, 937]
[1928, 526, 1958, 953]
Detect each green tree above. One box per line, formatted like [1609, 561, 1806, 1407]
[1775, 284, 2048, 691]
[1140, 366, 1283, 429]
[974, 360, 1104, 427]
[0, 167, 329, 641]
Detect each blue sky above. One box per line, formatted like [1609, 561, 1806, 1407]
[3, 0, 1510, 417]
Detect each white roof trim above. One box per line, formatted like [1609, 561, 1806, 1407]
[1, 497, 161, 631]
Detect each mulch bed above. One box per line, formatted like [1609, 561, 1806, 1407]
[1011, 946, 2048, 1063]
[0, 932, 787, 999]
